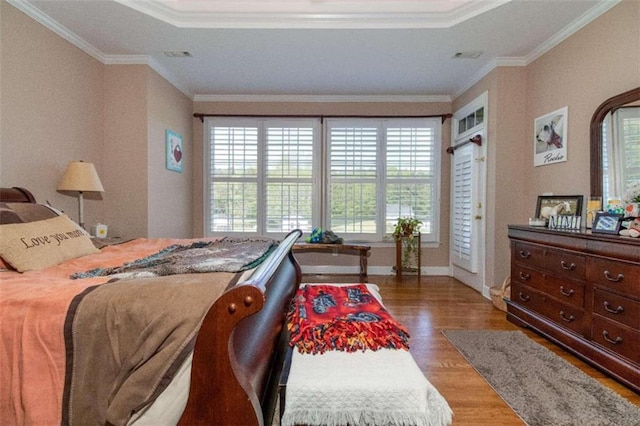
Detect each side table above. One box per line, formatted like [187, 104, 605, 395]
[292, 243, 371, 282]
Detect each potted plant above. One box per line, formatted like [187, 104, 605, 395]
[392, 217, 422, 272]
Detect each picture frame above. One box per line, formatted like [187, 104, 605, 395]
[591, 212, 624, 234]
[165, 130, 183, 173]
[535, 195, 583, 223]
[534, 106, 568, 167]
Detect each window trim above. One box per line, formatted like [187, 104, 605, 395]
[204, 115, 442, 243]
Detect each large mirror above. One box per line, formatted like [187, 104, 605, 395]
[590, 87, 640, 202]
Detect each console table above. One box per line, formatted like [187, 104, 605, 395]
[507, 225, 639, 393]
[292, 243, 370, 282]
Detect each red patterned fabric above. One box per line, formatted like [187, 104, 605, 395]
[287, 284, 410, 354]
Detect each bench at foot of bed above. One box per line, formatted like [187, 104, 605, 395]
[279, 283, 453, 426]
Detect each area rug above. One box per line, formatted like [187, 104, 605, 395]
[442, 330, 640, 426]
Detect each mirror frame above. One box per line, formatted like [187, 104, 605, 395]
[590, 86, 640, 197]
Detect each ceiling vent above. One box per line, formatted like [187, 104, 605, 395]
[452, 51, 483, 59]
[163, 51, 192, 58]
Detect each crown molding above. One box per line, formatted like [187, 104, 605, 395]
[113, 0, 511, 30]
[524, 0, 621, 65]
[10, 0, 620, 104]
[452, 0, 620, 101]
[103, 55, 193, 98]
[193, 94, 451, 103]
[8, 0, 193, 98]
[146, 58, 194, 98]
[7, 0, 106, 63]
[454, 56, 530, 99]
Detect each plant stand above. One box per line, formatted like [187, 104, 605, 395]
[394, 232, 421, 280]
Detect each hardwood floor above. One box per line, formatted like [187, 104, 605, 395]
[301, 274, 640, 425]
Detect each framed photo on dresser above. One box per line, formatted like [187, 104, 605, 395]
[591, 212, 624, 234]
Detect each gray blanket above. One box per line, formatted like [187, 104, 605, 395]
[72, 238, 276, 280]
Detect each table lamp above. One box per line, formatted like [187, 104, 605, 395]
[57, 161, 104, 229]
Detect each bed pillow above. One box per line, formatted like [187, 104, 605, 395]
[0, 215, 99, 272]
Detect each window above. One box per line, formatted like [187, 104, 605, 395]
[603, 107, 640, 202]
[326, 118, 440, 242]
[205, 116, 441, 242]
[457, 106, 484, 135]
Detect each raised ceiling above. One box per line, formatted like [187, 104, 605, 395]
[11, 0, 618, 100]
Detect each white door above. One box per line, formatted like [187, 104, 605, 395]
[450, 92, 487, 295]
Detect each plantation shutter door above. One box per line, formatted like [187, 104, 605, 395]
[451, 143, 477, 272]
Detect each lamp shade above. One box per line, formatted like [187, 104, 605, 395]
[57, 161, 104, 192]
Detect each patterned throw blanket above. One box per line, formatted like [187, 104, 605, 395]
[287, 284, 410, 354]
[71, 238, 276, 280]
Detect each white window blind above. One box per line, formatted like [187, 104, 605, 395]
[209, 123, 259, 233]
[327, 123, 379, 237]
[205, 116, 441, 242]
[205, 118, 319, 236]
[603, 107, 640, 201]
[386, 125, 437, 235]
[265, 123, 315, 233]
[326, 118, 440, 242]
[617, 107, 640, 190]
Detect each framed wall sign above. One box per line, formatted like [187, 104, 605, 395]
[534, 106, 568, 167]
[166, 130, 183, 173]
[591, 212, 623, 234]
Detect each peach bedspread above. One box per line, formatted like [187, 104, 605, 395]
[0, 238, 207, 426]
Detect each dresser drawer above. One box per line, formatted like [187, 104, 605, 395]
[513, 242, 545, 268]
[587, 257, 640, 296]
[592, 315, 640, 364]
[544, 275, 585, 308]
[511, 265, 584, 308]
[511, 265, 543, 285]
[544, 248, 586, 280]
[593, 289, 640, 330]
[511, 281, 587, 336]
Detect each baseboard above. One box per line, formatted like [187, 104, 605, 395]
[299, 265, 452, 277]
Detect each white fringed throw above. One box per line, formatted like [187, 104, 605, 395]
[282, 348, 452, 426]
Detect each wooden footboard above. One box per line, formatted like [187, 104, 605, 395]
[179, 229, 302, 426]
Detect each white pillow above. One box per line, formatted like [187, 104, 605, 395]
[0, 215, 99, 272]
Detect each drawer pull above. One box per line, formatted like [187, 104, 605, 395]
[602, 330, 622, 345]
[603, 301, 624, 314]
[519, 250, 531, 259]
[519, 271, 531, 281]
[559, 286, 574, 297]
[518, 292, 530, 302]
[560, 260, 576, 271]
[603, 271, 624, 282]
[559, 311, 575, 322]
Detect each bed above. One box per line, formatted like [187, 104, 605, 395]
[0, 187, 302, 426]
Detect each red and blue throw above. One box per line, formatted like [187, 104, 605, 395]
[287, 284, 410, 354]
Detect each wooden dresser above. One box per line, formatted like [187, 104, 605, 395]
[507, 225, 640, 393]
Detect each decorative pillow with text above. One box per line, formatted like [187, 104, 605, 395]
[0, 215, 99, 272]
